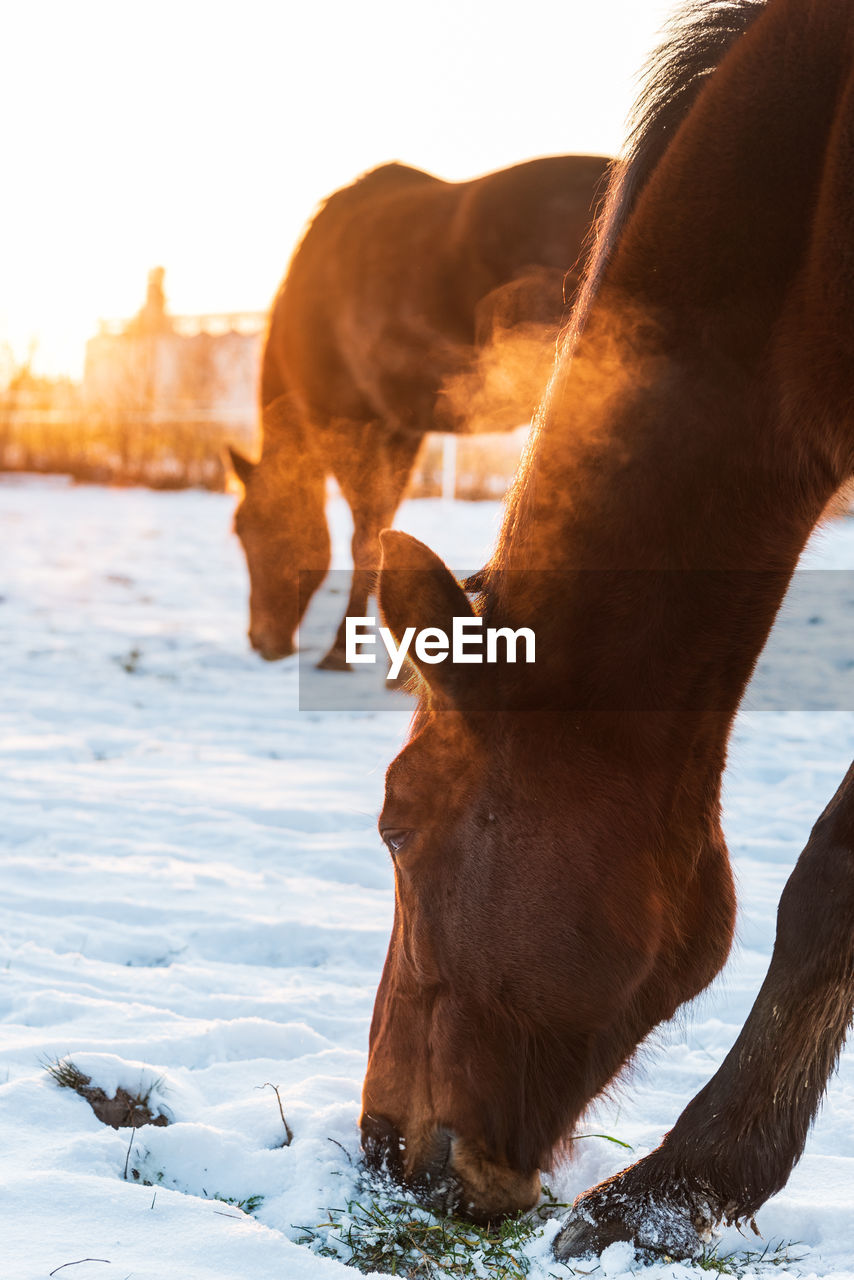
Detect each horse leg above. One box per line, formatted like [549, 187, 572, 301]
[554, 760, 854, 1261]
[318, 426, 422, 670]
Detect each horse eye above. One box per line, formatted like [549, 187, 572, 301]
[381, 828, 413, 856]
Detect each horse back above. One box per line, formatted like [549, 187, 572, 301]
[262, 156, 609, 434]
[444, 154, 610, 315]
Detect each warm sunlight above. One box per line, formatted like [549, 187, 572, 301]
[7, 2, 854, 1274]
[3, 0, 673, 379]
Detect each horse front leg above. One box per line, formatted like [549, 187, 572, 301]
[555, 759, 854, 1261]
[318, 426, 423, 670]
[316, 561, 377, 671]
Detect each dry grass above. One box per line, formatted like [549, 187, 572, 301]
[1, 414, 233, 490]
[44, 1056, 169, 1130]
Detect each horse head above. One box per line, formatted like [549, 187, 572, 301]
[360, 530, 735, 1223]
[229, 440, 330, 661]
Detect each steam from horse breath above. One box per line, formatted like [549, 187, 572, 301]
[439, 321, 561, 436]
[437, 285, 665, 494]
[438, 265, 570, 436]
[436, 267, 657, 447]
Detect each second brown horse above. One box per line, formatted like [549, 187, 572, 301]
[229, 155, 608, 666]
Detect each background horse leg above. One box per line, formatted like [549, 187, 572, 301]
[554, 760, 854, 1260]
[318, 425, 422, 670]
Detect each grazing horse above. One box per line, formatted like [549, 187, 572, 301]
[360, 0, 854, 1258]
[228, 154, 609, 666]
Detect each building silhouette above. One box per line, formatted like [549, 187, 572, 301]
[83, 269, 265, 441]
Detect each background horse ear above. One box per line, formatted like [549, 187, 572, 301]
[226, 445, 256, 488]
[378, 530, 476, 704]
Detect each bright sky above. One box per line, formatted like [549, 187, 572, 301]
[1, 0, 675, 381]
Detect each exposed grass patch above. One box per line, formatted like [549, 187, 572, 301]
[295, 1165, 809, 1280]
[693, 1238, 808, 1277]
[44, 1057, 168, 1129]
[212, 1192, 266, 1215]
[128, 1162, 265, 1216]
[295, 1178, 571, 1279]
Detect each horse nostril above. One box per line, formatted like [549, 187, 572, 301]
[361, 1113, 405, 1180]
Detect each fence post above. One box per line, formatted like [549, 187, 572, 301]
[441, 435, 457, 500]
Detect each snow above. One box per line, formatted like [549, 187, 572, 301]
[601, 1240, 638, 1276]
[2, 474, 853, 1280]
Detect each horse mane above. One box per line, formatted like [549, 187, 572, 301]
[570, 0, 768, 346]
[486, 0, 770, 584]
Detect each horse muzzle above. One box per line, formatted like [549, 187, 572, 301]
[248, 627, 296, 661]
[360, 1113, 540, 1224]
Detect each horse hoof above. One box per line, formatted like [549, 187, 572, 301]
[553, 1180, 707, 1263]
[553, 1208, 635, 1260]
[317, 649, 351, 672]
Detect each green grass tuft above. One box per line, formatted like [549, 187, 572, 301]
[693, 1238, 808, 1277]
[294, 1179, 572, 1279]
[294, 1167, 809, 1280]
[212, 1192, 265, 1215]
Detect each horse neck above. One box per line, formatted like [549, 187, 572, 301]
[495, 326, 825, 721]
[260, 395, 328, 540]
[490, 0, 854, 735]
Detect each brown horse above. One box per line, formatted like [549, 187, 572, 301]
[361, 0, 854, 1258]
[228, 155, 609, 667]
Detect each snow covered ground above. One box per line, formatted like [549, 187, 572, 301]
[2, 475, 853, 1280]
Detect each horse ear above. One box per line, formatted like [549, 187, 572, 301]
[378, 530, 476, 704]
[226, 445, 256, 488]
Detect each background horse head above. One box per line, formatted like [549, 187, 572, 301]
[229, 398, 329, 661]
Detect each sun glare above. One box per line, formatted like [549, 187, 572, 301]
[1, 0, 673, 381]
